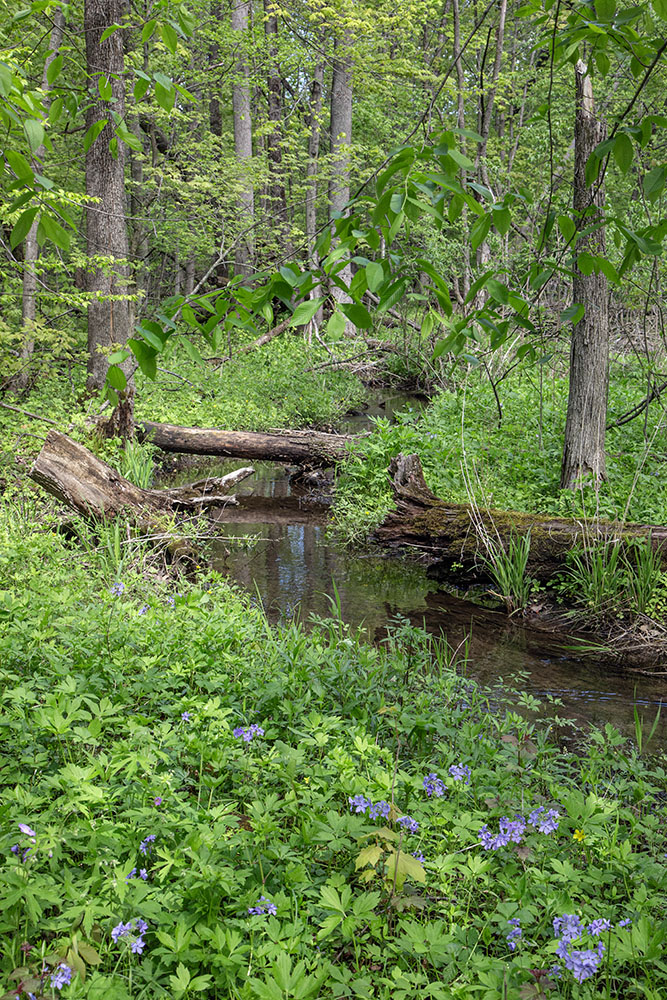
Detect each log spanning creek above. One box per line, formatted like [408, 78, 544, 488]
[159, 397, 667, 749]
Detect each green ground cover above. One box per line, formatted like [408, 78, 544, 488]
[1, 506, 666, 1000]
[334, 363, 667, 542]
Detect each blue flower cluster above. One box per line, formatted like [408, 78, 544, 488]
[348, 795, 391, 819]
[111, 917, 148, 955]
[50, 964, 72, 990]
[553, 914, 605, 983]
[423, 773, 446, 797]
[506, 917, 522, 951]
[110, 582, 125, 597]
[248, 895, 277, 916]
[397, 815, 419, 834]
[126, 867, 148, 882]
[139, 834, 156, 856]
[449, 763, 472, 784]
[233, 724, 265, 742]
[479, 808, 561, 849]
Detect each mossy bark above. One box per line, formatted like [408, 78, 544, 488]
[374, 454, 667, 580]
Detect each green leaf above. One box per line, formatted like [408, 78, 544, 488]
[141, 19, 157, 43]
[38, 212, 70, 250]
[596, 0, 615, 20]
[365, 261, 385, 293]
[290, 298, 324, 327]
[160, 22, 179, 54]
[100, 24, 121, 42]
[134, 77, 150, 102]
[10, 207, 38, 249]
[0, 62, 13, 97]
[493, 207, 511, 235]
[46, 53, 63, 85]
[470, 213, 491, 252]
[6, 149, 34, 182]
[577, 252, 596, 276]
[585, 150, 603, 187]
[115, 126, 142, 152]
[49, 98, 63, 124]
[178, 8, 196, 36]
[613, 132, 634, 173]
[561, 303, 585, 325]
[155, 81, 175, 112]
[128, 338, 157, 379]
[106, 365, 127, 391]
[83, 120, 107, 153]
[447, 148, 475, 169]
[178, 336, 203, 364]
[652, 0, 667, 18]
[643, 165, 666, 201]
[595, 50, 610, 76]
[137, 321, 166, 352]
[557, 214, 576, 243]
[340, 303, 373, 330]
[98, 76, 112, 101]
[486, 279, 509, 305]
[326, 310, 346, 341]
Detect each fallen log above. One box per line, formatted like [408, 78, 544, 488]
[29, 430, 252, 520]
[137, 421, 355, 465]
[374, 453, 667, 579]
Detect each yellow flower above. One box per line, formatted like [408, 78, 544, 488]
[573, 829, 585, 842]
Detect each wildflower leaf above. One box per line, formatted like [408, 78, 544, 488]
[355, 845, 383, 869]
[515, 843, 533, 861]
[386, 849, 426, 889]
[77, 943, 101, 965]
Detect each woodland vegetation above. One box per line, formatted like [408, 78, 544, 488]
[2, 0, 667, 998]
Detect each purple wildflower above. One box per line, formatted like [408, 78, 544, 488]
[565, 941, 605, 983]
[139, 834, 156, 855]
[131, 937, 145, 954]
[479, 816, 525, 849]
[18, 824, 36, 839]
[10, 844, 19, 855]
[139, 868, 148, 880]
[537, 809, 560, 834]
[553, 914, 584, 944]
[588, 918, 611, 937]
[233, 724, 264, 741]
[349, 794, 371, 814]
[506, 917, 522, 951]
[618, 918, 631, 929]
[153, 797, 162, 807]
[166, 595, 175, 607]
[368, 800, 390, 820]
[126, 868, 137, 882]
[181, 711, 191, 721]
[50, 964, 72, 990]
[110, 582, 125, 597]
[449, 763, 471, 784]
[397, 815, 419, 834]
[527, 806, 545, 826]
[412, 850, 425, 863]
[423, 773, 446, 797]
[248, 895, 277, 916]
[478, 824, 495, 850]
[138, 605, 149, 615]
[134, 918, 148, 935]
[112, 922, 131, 942]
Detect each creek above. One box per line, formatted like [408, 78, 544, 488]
[160, 393, 667, 747]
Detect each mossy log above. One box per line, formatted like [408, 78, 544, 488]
[136, 421, 354, 466]
[374, 453, 667, 579]
[30, 430, 251, 520]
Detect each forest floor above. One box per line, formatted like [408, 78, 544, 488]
[2, 333, 667, 998]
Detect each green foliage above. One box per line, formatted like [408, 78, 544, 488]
[480, 531, 535, 613]
[558, 537, 665, 620]
[1, 509, 667, 999]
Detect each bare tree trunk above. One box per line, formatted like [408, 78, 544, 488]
[329, 30, 353, 325]
[84, 0, 134, 392]
[14, 11, 66, 391]
[264, 0, 288, 238]
[452, 0, 470, 303]
[561, 61, 609, 489]
[305, 61, 324, 259]
[232, 0, 254, 276]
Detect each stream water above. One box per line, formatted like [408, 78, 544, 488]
[160, 396, 667, 747]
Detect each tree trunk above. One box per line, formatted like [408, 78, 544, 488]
[560, 61, 609, 489]
[306, 61, 324, 258]
[29, 430, 253, 520]
[329, 30, 354, 324]
[13, 11, 66, 392]
[232, 0, 254, 276]
[137, 421, 355, 465]
[375, 454, 667, 579]
[84, 0, 134, 392]
[264, 0, 288, 235]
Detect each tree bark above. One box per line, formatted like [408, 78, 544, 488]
[29, 430, 252, 520]
[375, 454, 667, 579]
[329, 29, 354, 325]
[231, 0, 255, 276]
[84, 0, 134, 391]
[13, 11, 66, 392]
[263, 0, 288, 235]
[136, 422, 355, 465]
[306, 61, 324, 259]
[560, 61, 609, 488]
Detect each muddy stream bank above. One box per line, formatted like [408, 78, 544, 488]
[159, 394, 667, 747]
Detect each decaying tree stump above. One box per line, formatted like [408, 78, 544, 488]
[29, 430, 252, 520]
[137, 421, 355, 465]
[374, 453, 667, 579]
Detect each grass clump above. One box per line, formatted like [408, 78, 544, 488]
[1, 507, 667, 999]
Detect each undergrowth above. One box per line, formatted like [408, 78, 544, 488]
[0, 506, 666, 999]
